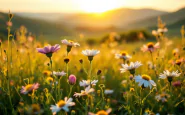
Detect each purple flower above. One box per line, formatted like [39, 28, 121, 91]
[68, 75, 76, 85]
[36, 44, 60, 57]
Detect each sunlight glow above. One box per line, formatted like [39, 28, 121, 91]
[77, 0, 120, 13]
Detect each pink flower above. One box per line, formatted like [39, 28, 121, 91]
[68, 75, 76, 85]
[6, 21, 12, 27]
[20, 83, 40, 94]
[28, 36, 34, 42]
[61, 39, 80, 47]
[141, 42, 160, 52]
[172, 81, 181, 87]
[36, 44, 60, 57]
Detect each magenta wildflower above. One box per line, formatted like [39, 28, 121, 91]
[68, 75, 76, 85]
[36, 44, 60, 58]
[20, 83, 40, 94]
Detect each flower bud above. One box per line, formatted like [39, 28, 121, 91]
[68, 75, 76, 85]
[172, 81, 181, 88]
[67, 46, 72, 53]
[46, 52, 53, 58]
[129, 69, 135, 75]
[97, 70, 102, 75]
[71, 110, 76, 115]
[64, 58, 70, 64]
[8, 13, 13, 20]
[129, 75, 134, 80]
[6, 21, 12, 27]
[79, 59, 83, 64]
[88, 56, 94, 62]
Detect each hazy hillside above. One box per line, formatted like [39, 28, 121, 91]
[129, 7, 185, 29]
[0, 12, 73, 40]
[57, 8, 167, 28]
[15, 8, 167, 28]
[2, 7, 184, 39]
[15, 12, 71, 22]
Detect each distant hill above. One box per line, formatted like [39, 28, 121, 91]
[128, 7, 185, 29]
[0, 12, 73, 41]
[56, 8, 167, 28]
[3, 7, 184, 39]
[15, 8, 167, 28]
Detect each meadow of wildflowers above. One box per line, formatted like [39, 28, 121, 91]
[0, 12, 185, 115]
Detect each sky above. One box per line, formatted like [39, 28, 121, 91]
[0, 0, 185, 13]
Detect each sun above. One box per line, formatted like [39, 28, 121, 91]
[77, 0, 119, 13]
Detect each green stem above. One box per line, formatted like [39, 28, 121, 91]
[0, 42, 2, 62]
[150, 52, 158, 78]
[82, 64, 88, 75]
[68, 85, 73, 98]
[66, 63, 69, 77]
[123, 59, 125, 64]
[100, 86, 105, 106]
[7, 20, 13, 112]
[140, 89, 142, 115]
[49, 57, 53, 75]
[89, 61, 92, 81]
[58, 78, 61, 100]
[14, 86, 23, 101]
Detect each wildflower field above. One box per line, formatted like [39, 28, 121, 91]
[1, 12, 185, 115]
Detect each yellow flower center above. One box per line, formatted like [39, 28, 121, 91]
[68, 40, 74, 44]
[86, 80, 91, 85]
[32, 104, 40, 113]
[120, 52, 128, 56]
[130, 88, 135, 92]
[47, 77, 53, 83]
[175, 59, 181, 65]
[142, 75, 151, 81]
[25, 84, 33, 91]
[97, 110, 108, 115]
[160, 94, 165, 98]
[57, 100, 66, 108]
[147, 42, 154, 49]
[145, 109, 150, 113]
[43, 70, 51, 76]
[81, 91, 87, 95]
[172, 50, 177, 55]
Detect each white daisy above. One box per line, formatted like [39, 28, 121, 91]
[88, 108, 112, 115]
[61, 39, 80, 47]
[82, 49, 100, 61]
[159, 70, 181, 79]
[104, 89, 114, 95]
[152, 30, 159, 36]
[141, 42, 160, 52]
[73, 86, 95, 97]
[120, 61, 142, 74]
[82, 49, 100, 57]
[53, 71, 66, 77]
[115, 51, 132, 60]
[134, 75, 156, 89]
[79, 80, 98, 87]
[50, 97, 75, 114]
[157, 28, 168, 33]
[159, 70, 181, 82]
[155, 92, 170, 103]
